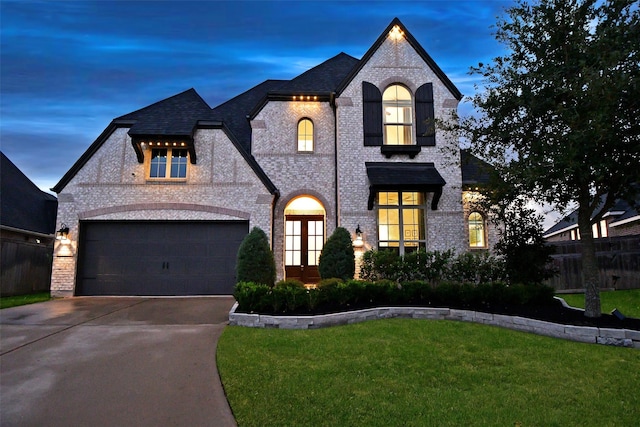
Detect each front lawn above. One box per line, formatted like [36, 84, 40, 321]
[559, 289, 640, 319]
[0, 292, 50, 309]
[218, 319, 640, 427]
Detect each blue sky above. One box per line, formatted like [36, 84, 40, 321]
[1, 0, 512, 194]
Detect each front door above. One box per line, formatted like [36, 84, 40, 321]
[284, 215, 324, 284]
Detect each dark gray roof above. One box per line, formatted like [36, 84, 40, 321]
[366, 162, 446, 210]
[1, 152, 57, 234]
[211, 80, 288, 153]
[286, 52, 359, 93]
[543, 193, 640, 237]
[118, 88, 213, 137]
[460, 149, 494, 186]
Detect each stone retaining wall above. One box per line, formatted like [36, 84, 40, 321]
[228, 298, 639, 348]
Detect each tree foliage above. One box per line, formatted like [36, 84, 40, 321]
[236, 227, 276, 287]
[318, 227, 355, 281]
[455, 0, 639, 317]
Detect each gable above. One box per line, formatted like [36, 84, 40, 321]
[336, 18, 462, 101]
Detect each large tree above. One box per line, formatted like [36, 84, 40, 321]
[458, 0, 639, 317]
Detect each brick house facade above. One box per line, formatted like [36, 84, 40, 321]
[51, 18, 494, 297]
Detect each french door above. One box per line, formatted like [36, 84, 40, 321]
[284, 215, 324, 284]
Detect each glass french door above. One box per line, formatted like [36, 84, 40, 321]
[284, 215, 324, 284]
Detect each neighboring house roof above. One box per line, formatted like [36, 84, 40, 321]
[1, 152, 57, 235]
[543, 193, 640, 238]
[460, 149, 493, 187]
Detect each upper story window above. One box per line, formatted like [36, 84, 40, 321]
[149, 148, 188, 179]
[382, 85, 413, 145]
[468, 212, 486, 248]
[297, 118, 314, 152]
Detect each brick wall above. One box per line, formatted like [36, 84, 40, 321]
[51, 127, 274, 296]
[335, 35, 466, 253]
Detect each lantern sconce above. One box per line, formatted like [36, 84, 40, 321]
[353, 224, 364, 248]
[56, 224, 70, 244]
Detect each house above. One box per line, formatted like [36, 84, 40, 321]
[543, 195, 640, 290]
[50, 18, 494, 297]
[1, 152, 58, 296]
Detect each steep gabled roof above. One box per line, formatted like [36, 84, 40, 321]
[211, 80, 287, 153]
[285, 52, 359, 93]
[1, 152, 57, 235]
[335, 17, 462, 100]
[118, 88, 214, 137]
[460, 149, 494, 187]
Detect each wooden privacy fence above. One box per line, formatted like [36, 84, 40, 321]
[545, 236, 640, 291]
[1, 237, 54, 296]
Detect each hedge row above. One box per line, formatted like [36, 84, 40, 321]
[233, 279, 556, 315]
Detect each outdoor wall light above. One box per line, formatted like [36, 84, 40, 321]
[353, 224, 364, 248]
[56, 224, 70, 243]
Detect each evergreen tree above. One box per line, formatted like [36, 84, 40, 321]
[236, 227, 276, 287]
[318, 227, 355, 280]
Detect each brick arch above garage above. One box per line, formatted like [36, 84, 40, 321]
[78, 203, 251, 220]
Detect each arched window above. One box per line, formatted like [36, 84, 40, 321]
[297, 118, 314, 152]
[468, 212, 486, 248]
[382, 85, 413, 145]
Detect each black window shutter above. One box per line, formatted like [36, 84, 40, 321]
[362, 81, 383, 146]
[415, 83, 435, 146]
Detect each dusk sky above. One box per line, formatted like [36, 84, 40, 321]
[1, 0, 513, 194]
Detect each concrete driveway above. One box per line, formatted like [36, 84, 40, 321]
[0, 297, 237, 427]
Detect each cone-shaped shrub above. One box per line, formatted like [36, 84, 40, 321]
[318, 227, 355, 280]
[236, 227, 276, 287]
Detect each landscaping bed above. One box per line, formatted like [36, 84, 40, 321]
[234, 281, 640, 331]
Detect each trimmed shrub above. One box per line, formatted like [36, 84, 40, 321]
[233, 282, 271, 312]
[446, 252, 506, 284]
[318, 227, 355, 280]
[236, 227, 276, 287]
[273, 279, 306, 312]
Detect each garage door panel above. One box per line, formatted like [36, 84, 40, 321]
[77, 221, 248, 296]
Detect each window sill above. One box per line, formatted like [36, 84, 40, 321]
[380, 145, 421, 159]
[145, 179, 188, 184]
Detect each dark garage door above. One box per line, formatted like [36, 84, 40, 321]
[76, 221, 248, 296]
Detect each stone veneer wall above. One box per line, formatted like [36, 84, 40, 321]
[335, 33, 466, 254]
[51, 127, 274, 296]
[228, 301, 640, 348]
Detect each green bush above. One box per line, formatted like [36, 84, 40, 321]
[273, 279, 307, 312]
[236, 227, 276, 287]
[233, 282, 271, 312]
[318, 227, 355, 280]
[447, 252, 506, 284]
[233, 279, 556, 315]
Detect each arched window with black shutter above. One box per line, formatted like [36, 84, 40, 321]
[415, 83, 435, 146]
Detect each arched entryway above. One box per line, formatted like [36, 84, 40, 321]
[284, 196, 325, 284]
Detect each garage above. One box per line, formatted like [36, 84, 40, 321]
[76, 221, 248, 296]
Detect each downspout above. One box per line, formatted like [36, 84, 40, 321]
[271, 190, 280, 250]
[331, 92, 339, 227]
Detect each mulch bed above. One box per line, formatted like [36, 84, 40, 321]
[486, 298, 640, 330]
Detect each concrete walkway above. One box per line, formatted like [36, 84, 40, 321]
[0, 297, 237, 427]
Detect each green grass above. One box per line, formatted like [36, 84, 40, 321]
[559, 289, 640, 319]
[218, 319, 640, 427]
[0, 292, 51, 309]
